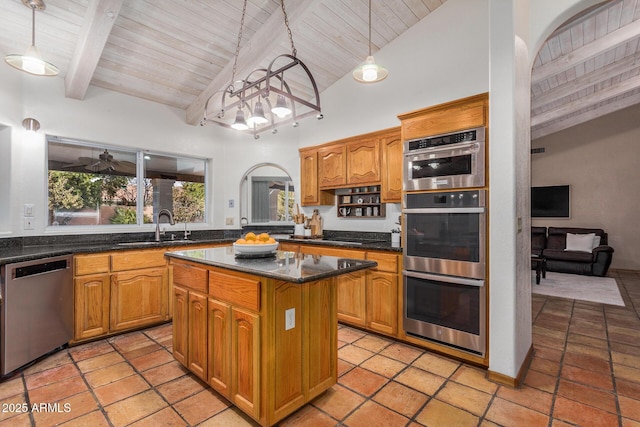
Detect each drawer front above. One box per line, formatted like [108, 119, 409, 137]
[209, 271, 260, 312]
[365, 252, 398, 273]
[173, 263, 208, 293]
[75, 254, 110, 276]
[111, 249, 167, 272]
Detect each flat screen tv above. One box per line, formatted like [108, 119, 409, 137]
[531, 185, 570, 218]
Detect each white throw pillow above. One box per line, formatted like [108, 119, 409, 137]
[593, 235, 601, 249]
[565, 233, 596, 252]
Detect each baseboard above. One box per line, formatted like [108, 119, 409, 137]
[486, 344, 534, 388]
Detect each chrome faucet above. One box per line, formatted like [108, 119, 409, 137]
[155, 209, 175, 242]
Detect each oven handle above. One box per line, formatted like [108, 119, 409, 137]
[402, 207, 485, 214]
[403, 270, 485, 287]
[405, 141, 479, 156]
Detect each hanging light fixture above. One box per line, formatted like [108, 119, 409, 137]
[202, 0, 322, 139]
[5, 0, 59, 77]
[353, 0, 388, 83]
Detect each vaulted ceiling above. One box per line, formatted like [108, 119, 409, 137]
[1, 0, 639, 138]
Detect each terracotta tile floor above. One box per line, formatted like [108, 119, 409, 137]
[1, 269, 640, 426]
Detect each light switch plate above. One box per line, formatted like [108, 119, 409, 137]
[228, 199, 234, 208]
[24, 204, 34, 216]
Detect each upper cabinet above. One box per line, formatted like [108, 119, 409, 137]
[299, 149, 334, 206]
[318, 145, 347, 188]
[398, 93, 488, 141]
[300, 127, 402, 206]
[379, 129, 402, 203]
[347, 139, 380, 185]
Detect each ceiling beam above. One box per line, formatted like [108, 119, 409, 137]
[531, 72, 640, 127]
[532, 54, 640, 110]
[532, 91, 640, 140]
[185, 0, 321, 126]
[65, 0, 124, 100]
[532, 17, 640, 85]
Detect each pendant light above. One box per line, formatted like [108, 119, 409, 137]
[5, 0, 59, 77]
[353, 0, 388, 83]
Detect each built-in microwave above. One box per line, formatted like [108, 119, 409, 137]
[403, 127, 485, 191]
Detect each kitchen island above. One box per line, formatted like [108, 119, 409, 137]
[165, 246, 376, 427]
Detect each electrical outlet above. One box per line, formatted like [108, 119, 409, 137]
[285, 308, 295, 330]
[225, 217, 234, 225]
[24, 217, 34, 230]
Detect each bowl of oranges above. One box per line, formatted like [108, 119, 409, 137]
[233, 232, 279, 255]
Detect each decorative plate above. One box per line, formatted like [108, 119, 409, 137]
[233, 242, 279, 255]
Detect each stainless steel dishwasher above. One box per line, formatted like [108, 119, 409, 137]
[1, 254, 73, 376]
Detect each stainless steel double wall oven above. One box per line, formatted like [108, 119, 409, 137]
[402, 127, 487, 356]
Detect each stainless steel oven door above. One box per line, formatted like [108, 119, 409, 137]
[403, 270, 486, 356]
[403, 206, 486, 279]
[403, 142, 485, 191]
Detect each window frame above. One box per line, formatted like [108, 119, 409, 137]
[45, 135, 209, 231]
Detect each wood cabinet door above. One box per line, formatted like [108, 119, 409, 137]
[380, 131, 403, 203]
[366, 271, 398, 336]
[110, 267, 169, 332]
[318, 145, 346, 188]
[300, 149, 320, 205]
[74, 274, 110, 340]
[208, 298, 231, 398]
[188, 291, 208, 381]
[172, 285, 188, 367]
[347, 139, 380, 185]
[232, 307, 260, 420]
[336, 272, 366, 326]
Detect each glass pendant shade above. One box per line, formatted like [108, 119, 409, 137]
[4, 1, 59, 77]
[271, 94, 292, 118]
[5, 45, 59, 76]
[247, 100, 269, 126]
[353, 55, 388, 83]
[231, 109, 249, 130]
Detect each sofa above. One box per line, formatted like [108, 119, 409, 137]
[531, 227, 614, 277]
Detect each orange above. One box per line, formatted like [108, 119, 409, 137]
[267, 238, 276, 244]
[235, 238, 247, 244]
[258, 232, 270, 242]
[245, 232, 257, 241]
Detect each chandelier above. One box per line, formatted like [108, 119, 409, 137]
[202, 0, 322, 139]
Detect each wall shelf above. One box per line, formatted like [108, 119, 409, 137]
[337, 187, 385, 218]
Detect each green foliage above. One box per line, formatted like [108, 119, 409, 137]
[173, 182, 205, 223]
[48, 171, 102, 211]
[110, 207, 137, 224]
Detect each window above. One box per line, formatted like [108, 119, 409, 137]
[47, 137, 206, 227]
[250, 177, 294, 222]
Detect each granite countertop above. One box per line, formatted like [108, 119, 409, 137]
[272, 235, 402, 253]
[166, 246, 377, 284]
[0, 232, 401, 266]
[0, 238, 236, 265]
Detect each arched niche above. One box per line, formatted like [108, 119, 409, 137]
[239, 163, 294, 225]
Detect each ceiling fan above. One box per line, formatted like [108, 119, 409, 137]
[64, 149, 137, 174]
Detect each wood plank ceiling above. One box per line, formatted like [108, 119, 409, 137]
[1, 0, 639, 139]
